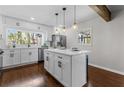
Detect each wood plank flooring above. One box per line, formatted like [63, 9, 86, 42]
[0, 62, 124, 87]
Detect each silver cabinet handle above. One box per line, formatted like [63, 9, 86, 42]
[58, 61, 62, 68]
[29, 52, 32, 55]
[10, 53, 14, 57]
[58, 56, 62, 59]
[46, 56, 49, 61]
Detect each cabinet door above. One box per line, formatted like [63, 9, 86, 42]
[48, 52, 54, 74]
[3, 53, 13, 67]
[54, 54, 62, 81]
[13, 50, 21, 65]
[44, 51, 49, 71]
[62, 59, 71, 86]
[21, 49, 29, 64]
[30, 49, 38, 62]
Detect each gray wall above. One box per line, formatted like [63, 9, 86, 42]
[66, 10, 124, 74]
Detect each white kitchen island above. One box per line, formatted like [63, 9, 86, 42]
[44, 48, 88, 87]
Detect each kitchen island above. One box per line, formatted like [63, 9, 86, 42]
[44, 48, 89, 87]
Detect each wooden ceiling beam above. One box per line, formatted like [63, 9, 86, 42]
[89, 5, 111, 22]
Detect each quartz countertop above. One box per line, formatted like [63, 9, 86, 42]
[44, 48, 90, 56]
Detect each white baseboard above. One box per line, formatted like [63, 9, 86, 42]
[89, 63, 124, 76]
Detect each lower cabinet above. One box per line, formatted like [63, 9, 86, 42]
[44, 51, 54, 74]
[44, 50, 87, 87]
[3, 49, 21, 67]
[21, 49, 29, 64]
[3, 48, 38, 68]
[21, 48, 38, 64]
[44, 50, 71, 86]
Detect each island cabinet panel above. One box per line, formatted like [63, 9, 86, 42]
[72, 54, 87, 87]
[44, 49, 87, 87]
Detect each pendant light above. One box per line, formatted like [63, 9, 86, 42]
[54, 13, 59, 34]
[73, 5, 78, 30]
[62, 7, 66, 32]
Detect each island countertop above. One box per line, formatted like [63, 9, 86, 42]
[44, 48, 90, 56]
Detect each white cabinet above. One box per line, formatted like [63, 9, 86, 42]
[44, 51, 54, 74]
[44, 49, 87, 87]
[54, 55, 62, 81]
[44, 51, 49, 71]
[29, 48, 38, 62]
[21, 48, 38, 64]
[54, 54, 71, 86]
[3, 49, 21, 67]
[3, 48, 38, 68]
[44, 51, 72, 86]
[21, 49, 29, 64]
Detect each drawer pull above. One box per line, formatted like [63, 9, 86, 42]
[29, 52, 32, 55]
[58, 56, 62, 59]
[46, 56, 49, 61]
[10, 53, 14, 57]
[58, 61, 62, 68]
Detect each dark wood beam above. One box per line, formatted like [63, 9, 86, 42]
[89, 5, 111, 22]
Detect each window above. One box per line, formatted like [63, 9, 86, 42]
[7, 28, 42, 48]
[78, 28, 92, 46]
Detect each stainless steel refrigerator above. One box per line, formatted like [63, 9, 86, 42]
[51, 35, 66, 48]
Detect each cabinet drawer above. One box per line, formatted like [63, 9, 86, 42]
[3, 49, 20, 55]
[55, 53, 71, 63]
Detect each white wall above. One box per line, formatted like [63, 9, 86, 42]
[66, 10, 124, 74]
[0, 15, 53, 48]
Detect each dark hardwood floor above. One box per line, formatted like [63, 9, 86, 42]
[0, 62, 124, 87]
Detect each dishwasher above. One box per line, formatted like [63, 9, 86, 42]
[0, 49, 4, 76]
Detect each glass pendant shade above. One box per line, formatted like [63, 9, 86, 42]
[62, 7, 66, 32]
[73, 22, 78, 30]
[73, 6, 78, 30]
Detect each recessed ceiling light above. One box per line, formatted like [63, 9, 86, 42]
[30, 17, 35, 20]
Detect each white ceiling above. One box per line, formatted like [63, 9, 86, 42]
[0, 5, 124, 27]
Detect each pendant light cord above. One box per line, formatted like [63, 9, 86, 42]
[74, 5, 76, 24]
[55, 13, 58, 27]
[63, 8, 66, 29]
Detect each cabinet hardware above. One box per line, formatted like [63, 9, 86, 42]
[58, 61, 62, 68]
[16, 22, 20, 26]
[29, 52, 32, 55]
[58, 56, 62, 59]
[10, 53, 14, 57]
[10, 51, 14, 52]
[46, 56, 49, 61]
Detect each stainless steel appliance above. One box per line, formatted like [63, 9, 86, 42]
[0, 49, 4, 76]
[38, 47, 48, 62]
[52, 35, 66, 48]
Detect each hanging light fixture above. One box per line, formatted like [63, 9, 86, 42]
[54, 13, 59, 34]
[62, 7, 66, 32]
[73, 5, 78, 30]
